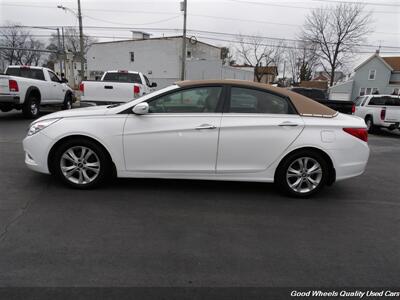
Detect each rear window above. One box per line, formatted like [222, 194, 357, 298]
[6, 67, 45, 81]
[102, 72, 141, 83]
[369, 96, 400, 106]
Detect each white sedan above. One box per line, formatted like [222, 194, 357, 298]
[23, 80, 369, 197]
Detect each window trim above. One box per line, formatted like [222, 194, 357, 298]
[144, 84, 227, 114]
[359, 87, 366, 96]
[224, 84, 298, 115]
[368, 69, 376, 80]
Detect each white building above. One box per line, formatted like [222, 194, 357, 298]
[86, 36, 253, 88]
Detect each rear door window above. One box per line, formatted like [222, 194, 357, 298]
[229, 87, 295, 114]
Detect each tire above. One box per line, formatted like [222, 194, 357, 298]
[63, 93, 73, 110]
[22, 95, 40, 118]
[51, 138, 112, 189]
[275, 150, 329, 197]
[365, 116, 378, 134]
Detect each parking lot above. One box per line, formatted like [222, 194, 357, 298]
[0, 110, 399, 288]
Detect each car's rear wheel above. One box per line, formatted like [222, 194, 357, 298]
[52, 138, 111, 189]
[275, 150, 329, 197]
[365, 116, 377, 134]
[22, 95, 40, 118]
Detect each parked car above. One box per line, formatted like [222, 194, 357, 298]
[353, 94, 400, 133]
[79, 70, 157, 105]
[23, 80, 369, 197]
[0, 66, 75, 118]
[289, 87, 354, 114]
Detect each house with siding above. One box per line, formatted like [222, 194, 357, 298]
[328, 53, 400, 101]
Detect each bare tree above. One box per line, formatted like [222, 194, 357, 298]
[301, 3, 371, 86]
[0, 22, 45, 66]
[287, 41, 319, 84]
[47, 28, 96, 63]
[236, 35, 283, 82]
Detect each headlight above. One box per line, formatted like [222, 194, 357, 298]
[27, 118, 60, 136]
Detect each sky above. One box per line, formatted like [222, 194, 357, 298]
[1, 0, 400, 72]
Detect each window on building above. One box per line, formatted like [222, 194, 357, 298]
[369, 69, 376, 80]
[392, 88, 399, 95]
[187, 51, 192, 58]
[366, 87, 372, 95]
[372, 88, 379, 94]
[359, 88, 366, 96]
[130, 52, 135, 62]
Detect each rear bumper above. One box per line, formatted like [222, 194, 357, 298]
[328, 142, 370, 181]
[0, 94, 20, 104]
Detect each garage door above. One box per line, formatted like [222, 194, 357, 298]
[329, 92, 351, 101]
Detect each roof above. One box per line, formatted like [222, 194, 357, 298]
[382, 57, 400, 71]
[354, 53, 394, 71]
[91, 36, 221, 49]
[175, 80, 337, 117]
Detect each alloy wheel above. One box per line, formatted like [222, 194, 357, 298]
[286, 157, 323, 194]
[60, 146, 101, 185]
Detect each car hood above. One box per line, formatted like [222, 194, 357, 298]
[34, 105, 111, 122]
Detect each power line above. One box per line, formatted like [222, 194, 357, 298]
[225, 0, 399, 14]
[312, 0, 400, 7]
[2, 25, 399, 49]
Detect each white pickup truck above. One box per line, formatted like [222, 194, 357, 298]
[353, 94, 400, 133]
[0, 66, 75, 118]
[79, 70, 157, 105]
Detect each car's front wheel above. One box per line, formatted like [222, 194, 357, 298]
[275, 150, 329, 197]
[52, 138, 111, 189]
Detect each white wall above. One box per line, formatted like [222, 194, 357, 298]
[186, 60, 253, 82]
[87, 38, 181, 84]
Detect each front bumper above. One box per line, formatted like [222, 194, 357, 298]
[0, 94, 20, 104]
[23, 132, 54, 174]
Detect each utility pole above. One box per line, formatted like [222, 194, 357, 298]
[56, 28, 63, 75]
[62, 27, 68, 81]
[180, 0, 187, 81]
[77, 0, 85, 80]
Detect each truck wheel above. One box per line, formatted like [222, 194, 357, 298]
[63, 93, 73, 110]
[365, 116, 377, 134]
[22, 95, 40, 118]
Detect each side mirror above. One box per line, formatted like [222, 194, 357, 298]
[132, 102, 149, 115]
[150, 82, 157, 88]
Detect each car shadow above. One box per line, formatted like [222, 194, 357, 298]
[370, 128, 400, 139]
[30, 172, 338, 204]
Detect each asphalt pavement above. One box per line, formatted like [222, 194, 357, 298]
[0, 110, 399, 289]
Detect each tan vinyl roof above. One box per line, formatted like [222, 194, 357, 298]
[175, 80, 338, 117]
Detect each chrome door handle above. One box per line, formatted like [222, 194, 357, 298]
[278, 122, 299, 127]
[195, 124, 216, 130]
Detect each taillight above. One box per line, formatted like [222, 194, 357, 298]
[79, 82, 84, 95]
[380, 108, 386, 121]
[133, 85, 140, 95]
[9, 79, 19, 92]
[343, 128, 368, 142]
[351, 104, 355, 114]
